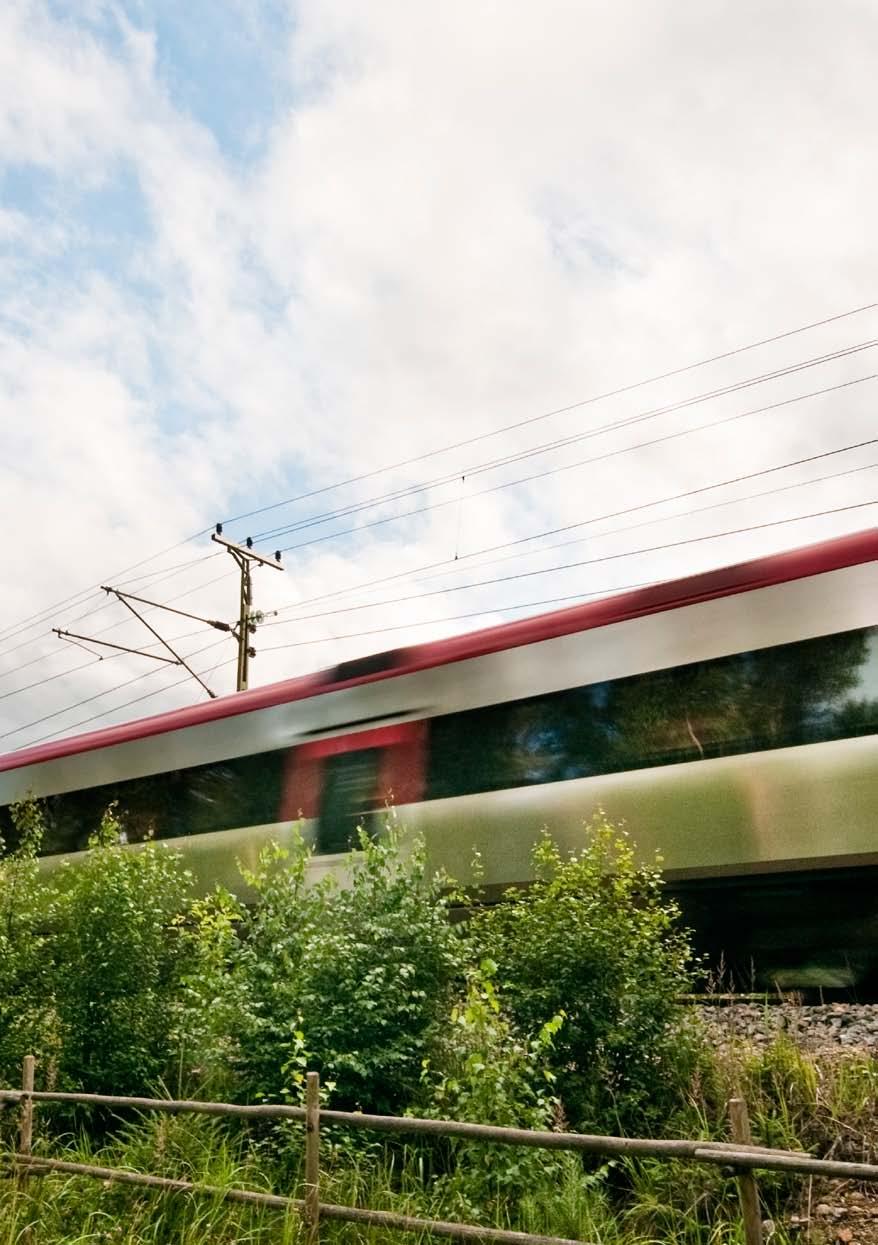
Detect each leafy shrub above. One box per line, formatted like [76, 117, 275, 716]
[233, 825, 463, 1113]
[418, 959, 578, 1221]
[172, 885, 245, 1095]
[46, 805, 200, 1096]
[423, 958, 564, 1130]
[470, 814, 698, 1133]
[0, 798, 59, 1087]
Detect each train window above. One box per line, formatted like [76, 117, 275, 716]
[316, 748, 381, 855]
[8, 747, 289, 858]
[427, 625, 878, 799]
[186, 751, 286, 836]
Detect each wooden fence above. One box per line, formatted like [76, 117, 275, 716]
[4, 1056, 878, 1245]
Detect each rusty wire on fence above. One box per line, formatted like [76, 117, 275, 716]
[5, 1058, 878, 1245]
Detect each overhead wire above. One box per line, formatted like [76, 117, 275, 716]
[265, 498, 878, 625]
[0, 635, 231, 748]
[408, 457, 878, 589]
[3, 300, 875, 654]
[249, 338, 878, 547]
[427, 437, 878, 569]
[221, 300, 878, 531]
[3, 305, 876, 665]
[10, 449, 869, 714]
[0, 541, 214, 648]
[0, 553, 227, 669]
[0, 552, 222, 670]
[23, 655, 240, 749]
[258, 485, 878, 651]
[274, 370, 878, 558]
[261, 399, 878, 619]
[0, 656, 104, 703]
[9, 492, 873, 746]
[0, 616, 229, 702]
[7, 423, 871, 727]
[4, 304, 878, 738]
[259, 581, 660, 651]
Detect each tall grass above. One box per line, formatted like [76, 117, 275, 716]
[3, 1036, 878, 1245]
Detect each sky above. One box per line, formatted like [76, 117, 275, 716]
[1, 0, 877, 752]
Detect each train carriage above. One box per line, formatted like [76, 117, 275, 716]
[1, 527, 877, 987]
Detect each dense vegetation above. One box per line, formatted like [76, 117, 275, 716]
[1, 802, 875, 1244]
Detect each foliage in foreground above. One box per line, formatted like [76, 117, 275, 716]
[0, 797, 717, 1238]
[471, 822, 699, 1131]
[0, 801, 697, 1136]
[4, 799, 878, 1242]
[232, 827, 463, 1114]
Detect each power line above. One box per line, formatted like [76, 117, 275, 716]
[250, 337, 878, 548]
[0, 636, 229, 748]
[408, 457, 878, 589]
[269, 499, 878, 625]
[0, 540, 214, 648]
[3, 301, 875, 652]
[24, 657, 239, 749]
[45, 360, 869, 660]
[5, 500, 874, 751]
[443, 437, 878, 565]
[0, 556, 230, 672]
[57, 394, 860, 658]
[0, 656, 103, 703]
[0, 614, 225, 693]
[0, 552, 220, 663]
[275, 369, 878, 558]
[19, 653, 240, 750]
[262, 388, 878, 619]
[2, 303, 874, 659]
[263, 457, 878, 629]
[221, 300, 878, 531]
[263, 458, 873, 630]
[256, 483, 878, 651]
[260, 582, 659, 651]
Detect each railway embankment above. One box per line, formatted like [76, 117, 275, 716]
[701, 1003, 878, 1052]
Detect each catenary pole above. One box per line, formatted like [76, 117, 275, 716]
[211, 528, 283, 691]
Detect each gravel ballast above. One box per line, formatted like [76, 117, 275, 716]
[700, 1003, 878, 1052]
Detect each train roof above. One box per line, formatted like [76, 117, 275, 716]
[2, 526, 875, 774]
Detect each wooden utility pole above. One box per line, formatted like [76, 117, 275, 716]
[211, 527, 283, 691]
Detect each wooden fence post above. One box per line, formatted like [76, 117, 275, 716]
[729, 1097, 763, 1245]
[16, 1055, 35, 1191]
[304, 1072, 321, 1245]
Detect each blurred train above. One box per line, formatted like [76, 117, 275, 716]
[1, 527, 876, 989]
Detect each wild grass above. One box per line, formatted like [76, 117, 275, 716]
[3, 1036, 878, 1245]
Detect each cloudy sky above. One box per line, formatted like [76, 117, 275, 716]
[1, 0, 877, 751]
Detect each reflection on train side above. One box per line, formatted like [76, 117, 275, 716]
[3, 622, 875, 859]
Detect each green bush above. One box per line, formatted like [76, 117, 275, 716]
[233, 825, 463, 1113]
[418, 959, 578, 1221]
[470, 813, 698, 1133]
[0, 799, 58, 1087]
[46, 805, 201, 1096]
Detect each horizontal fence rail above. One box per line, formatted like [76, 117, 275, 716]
[5, 1058, 878, 1245]
[9, 1156, 575, 1245]
[0, 1087, 813, 1164]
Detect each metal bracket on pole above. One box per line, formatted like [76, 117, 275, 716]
[101, 588, 218, 699]
[51, 530, 283, 702]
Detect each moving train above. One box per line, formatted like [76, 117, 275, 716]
[1, 527, 877, 988]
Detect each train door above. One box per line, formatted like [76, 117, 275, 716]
[281, 720, 427, 855]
